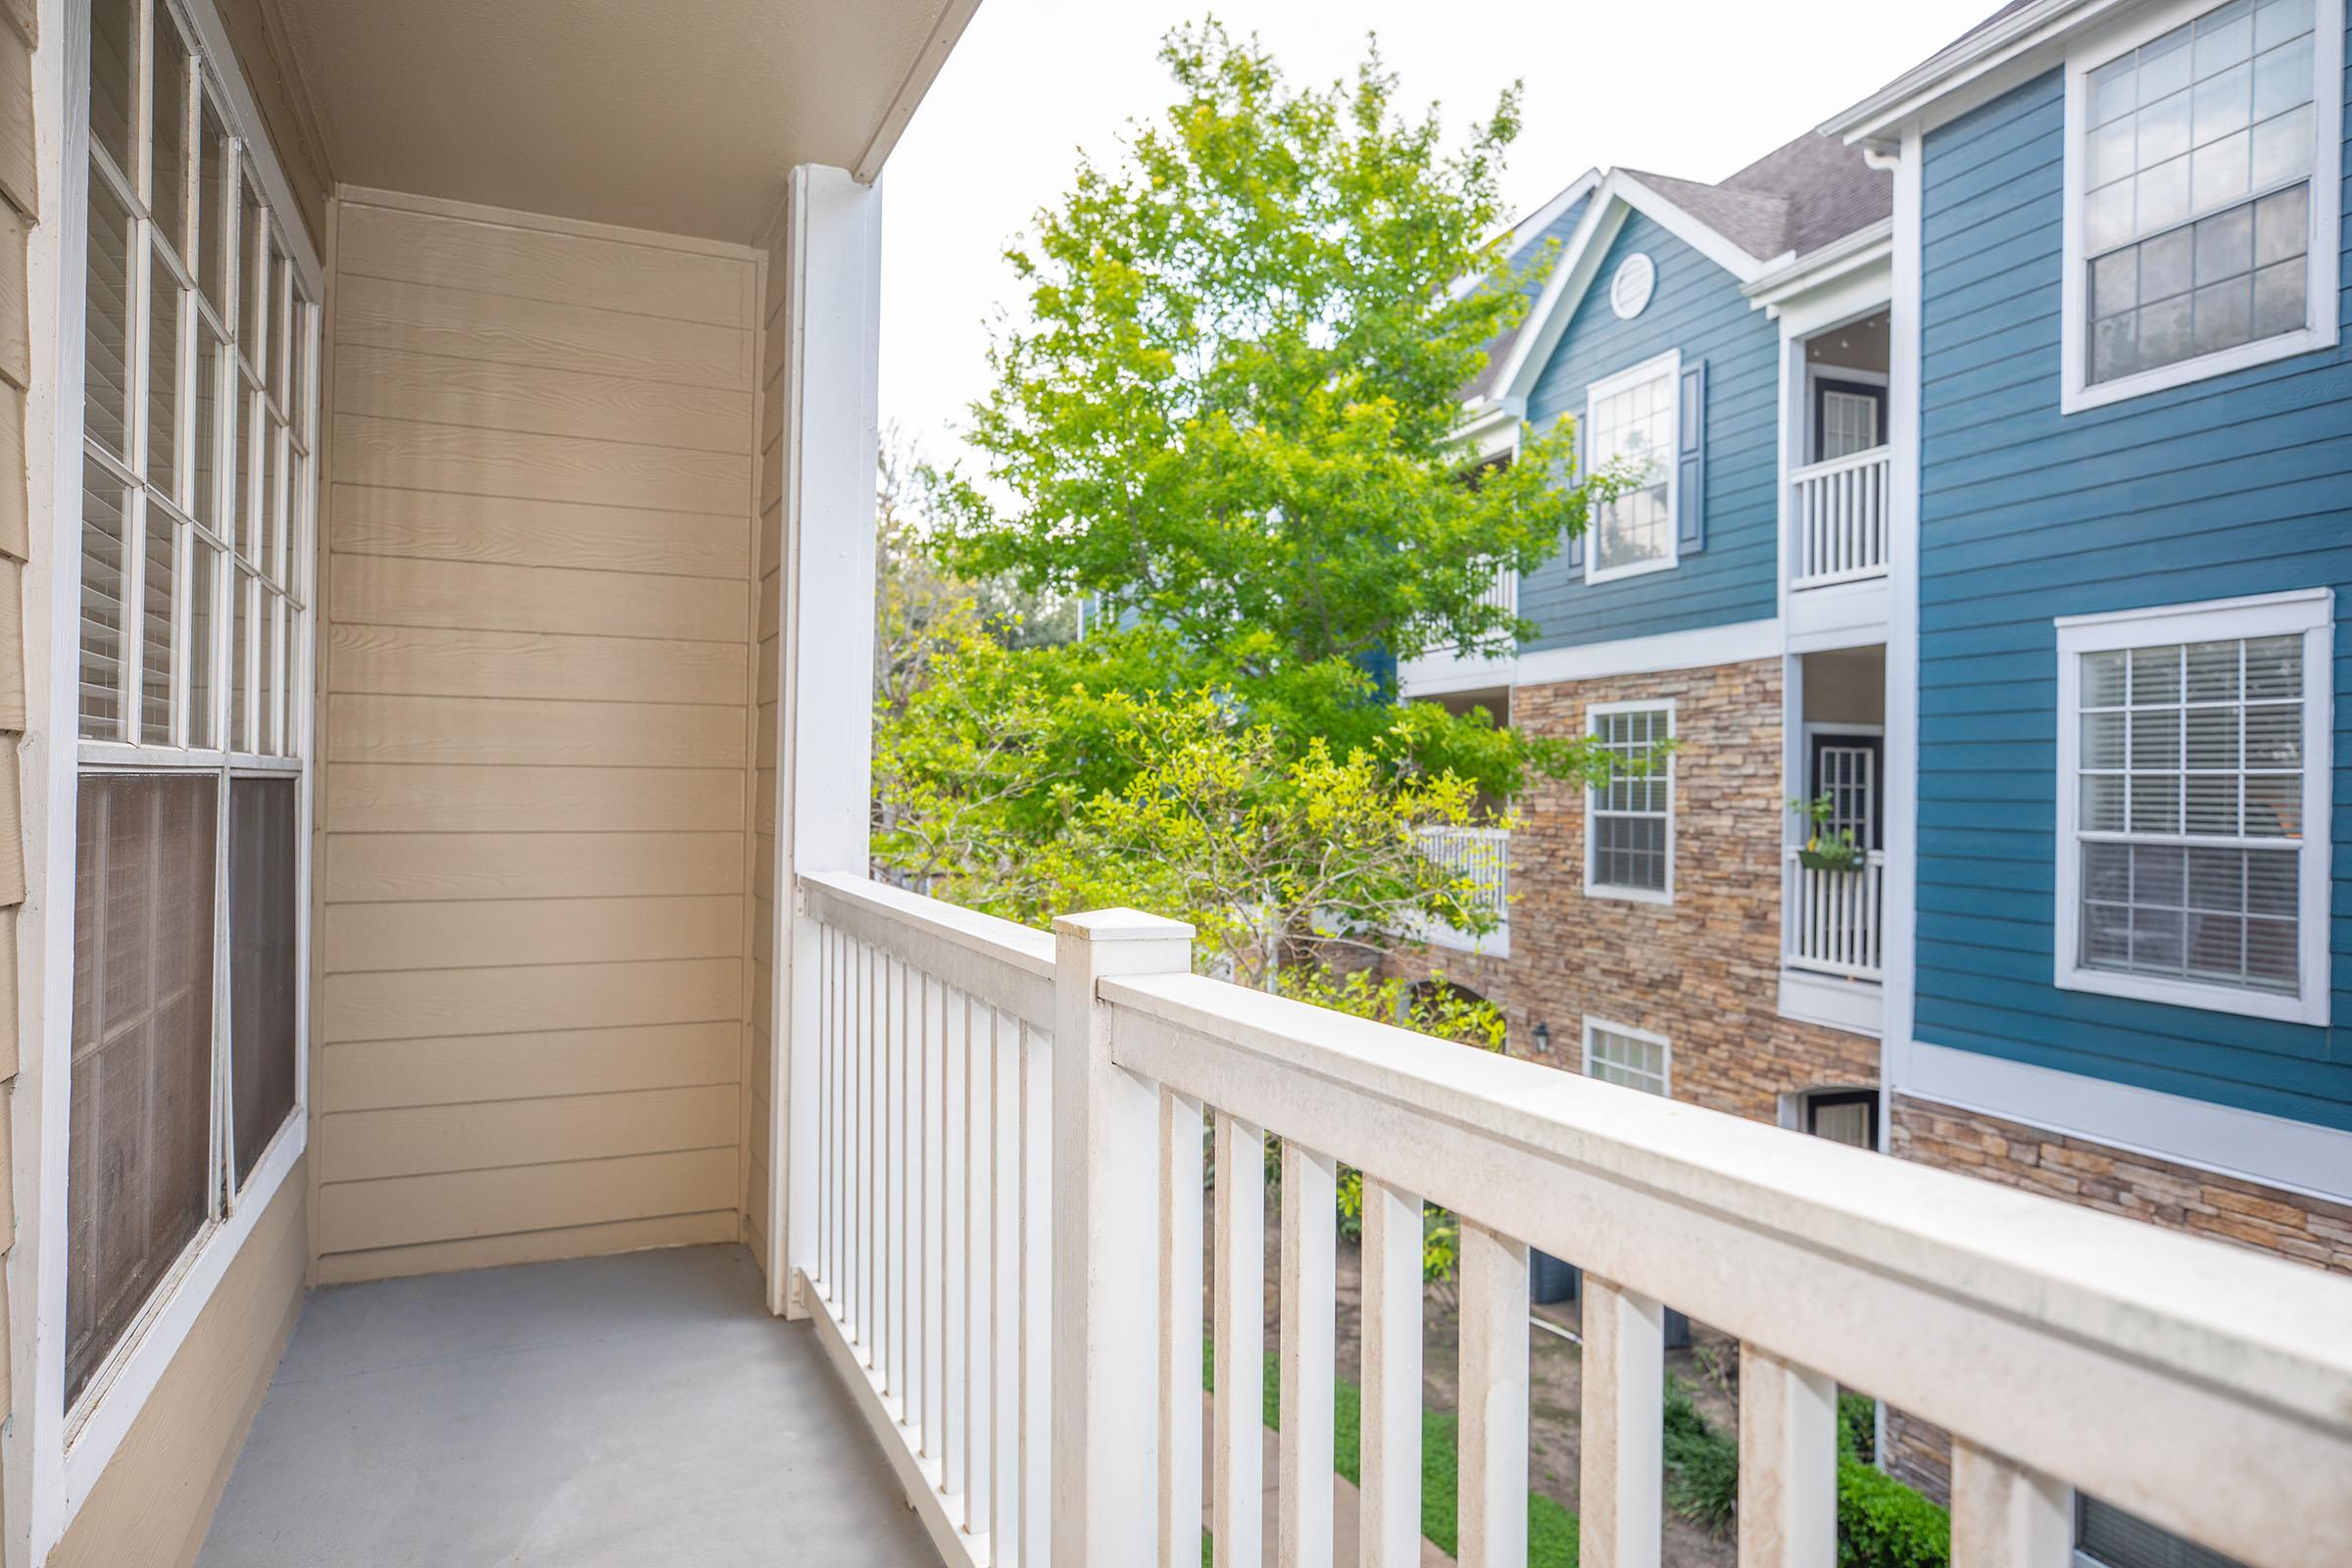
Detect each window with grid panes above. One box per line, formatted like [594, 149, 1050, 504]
[2058, 595, 2328, 1024]
[1584, 354, 1679, 581]
[2082, 0, 2324, 384]
[69, 0, 315, 1409]
[1584, 1020, 1670, 1096]
[1588, 704, 1674, 899]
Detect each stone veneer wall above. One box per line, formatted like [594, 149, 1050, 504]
[1883, 1094, 2352, 1503]
[1492, 659, 1878, 1119]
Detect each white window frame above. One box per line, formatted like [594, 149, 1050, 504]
[2052, 589, 2332, 1026]
[28, 0, 322, 1547]
[1585, 697, 1677, 905]
[2058, 0, 2344, 414]
[1583, 348, 1681, 584]
[1583, 1016, 1673, 1096]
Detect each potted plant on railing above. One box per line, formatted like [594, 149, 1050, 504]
[1789, 794, 1866, 872]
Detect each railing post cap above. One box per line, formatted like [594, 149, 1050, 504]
[1053, 907, 1197, 944]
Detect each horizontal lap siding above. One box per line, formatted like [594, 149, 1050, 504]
[318, 196, 760, 1278]
[1915, 61, 2352, 1132]
[1518, 211, 1780, 649]
[744, 204, 788, 1272]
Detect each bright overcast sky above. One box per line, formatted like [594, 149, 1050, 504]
[878, 0, 1994, 472]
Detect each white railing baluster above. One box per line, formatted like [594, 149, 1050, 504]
[1278, 1142, 1337, 1568]
[968, 994, 996, 1543]
[1457, 1222, 1529, 1568]
[1783, 850, 1886, 982]
[1019, 1019, 1054, 1568]
[856, 938, 871, 1349]
[1789, 446, 1890, 589]
[1160, 1090, 1206, 1568]
[1580, 1275, 1663, 1568]
[883, 955, 899, 1396]
[1211, 1112, 1265, 1568]
[1950, 1441, 2069, 1568]
[943, 986, 968, 1509]
[1359, 1178, 1423, 1568]
[1737, 1345, 1837, 1567]
[995, 1007, 1024, 1563]
[817, 922, 833, 1303]
[916, 970, 935, 1457]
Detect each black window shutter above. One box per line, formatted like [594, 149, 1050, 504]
[1677, 360, 1707, 555]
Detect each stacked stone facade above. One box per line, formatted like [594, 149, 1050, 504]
[1397, 656, 1880, 1123]
[1883, 1094, 2352, 1502]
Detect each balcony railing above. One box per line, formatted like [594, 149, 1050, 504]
[1415, 824, 1508, 922]
[1791, 444, 1890, 588]
[1785, 846, 1886, 980]
[792, 869, 2351, 1568]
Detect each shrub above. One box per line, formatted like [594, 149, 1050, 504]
[1838, 1392, 1878, 1463]
[1662, 1375, 1740, 1537]
[1838, 1455, 1951, 1568]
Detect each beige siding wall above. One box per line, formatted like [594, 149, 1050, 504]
[49, 1167, 307, 1568]
[316, 192, 763, 1282]
[0, 0, 35, 1471]
[744, 202, 787, 1270]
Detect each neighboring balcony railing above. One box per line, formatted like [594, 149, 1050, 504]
[1415, 824, 1508, 922]
[1791, 444, 1890, 587]
[791, 869, 2351, 1568]
[1785, 846, 1886, 980]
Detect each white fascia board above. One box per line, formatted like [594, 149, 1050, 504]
[1743, 220, 1894, 316]
[1452, 168, 1605, 300]
[1513, 617, 1781, 687]
[1820, 0, 2137, 145]
[1494, 170, 1788, 404]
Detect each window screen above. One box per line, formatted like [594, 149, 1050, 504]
[1591, 706, 1673, 895]
[2076, 636, 2303, 994]
[67, 773, 218, 1404]
[2079, 1495, 2247, 1568]
[229, 777, 298, 1184]
[2083, 0, 2317, 382]
[1585, 1022, 1670, 1096]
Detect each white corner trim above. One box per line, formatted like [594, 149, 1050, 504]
[2056, 0, 2344, 416]
[1514, 617, 1781, 688]
[2051, 590, 2333, 1027]
[1902, 1041, 2352, 1205]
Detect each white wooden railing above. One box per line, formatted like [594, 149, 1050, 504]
[1791, 445, 1890, 587]
[1785, 846, 1886, 980]
[1414, 824, 1508, 922]
[792, 869, 2352, 1568]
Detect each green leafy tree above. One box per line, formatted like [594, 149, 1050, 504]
[926, 22, 1596, 673]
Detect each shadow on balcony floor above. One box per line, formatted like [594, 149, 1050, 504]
[196, 1245, 940, 1566]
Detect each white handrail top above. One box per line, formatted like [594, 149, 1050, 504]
[800, 869, 1056, 1026]
[1790, 443, 1890, 481]
[1097, 971, 2352, 1477]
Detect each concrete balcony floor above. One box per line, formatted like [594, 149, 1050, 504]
[196, 1246, 940, 1566]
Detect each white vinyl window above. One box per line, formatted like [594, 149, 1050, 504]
[1583, 350, 1680, 583]
[1584, 1019, 1671, 1096]
[2063, 0, 2342, 409]
[1587, 701, 1675, 902]
[2054, 592, 2331, 1025]
[67, 0, 317, 1423]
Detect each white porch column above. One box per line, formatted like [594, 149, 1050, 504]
[772, 164, 884, 1319]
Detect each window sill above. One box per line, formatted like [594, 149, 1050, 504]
[1585, 555, 1679, 587]
[2054, 963, 2328, 1028]
[2061, 321, 2339, 414]
[1587, 883, 1674, 906]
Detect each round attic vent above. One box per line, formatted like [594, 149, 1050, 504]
[1610, 253, 1656, 319]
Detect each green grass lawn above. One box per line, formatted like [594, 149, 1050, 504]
[1201, 1339, 1579, 1566]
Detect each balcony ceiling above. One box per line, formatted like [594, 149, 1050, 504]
[268, 0, 978, 242]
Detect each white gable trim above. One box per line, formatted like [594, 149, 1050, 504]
[1449, 169, 1603, 302]
[1821, 0, 2141, 145]
[1493, 169, 1790, 404]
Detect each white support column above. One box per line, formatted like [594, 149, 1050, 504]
[1357, 1178, 1423, 1568]
[1737, 1344, 1837, 1568]
[1456, 1222, 1528, 1568]
[1052, 908, 1194, 1568]
[1950, 1441, 2070, 1568]
[773, 164, 884, 1319]
[1579, 1275, 1663, 1568]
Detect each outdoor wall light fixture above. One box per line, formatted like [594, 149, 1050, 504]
[1534, 1021, 1551, 1054]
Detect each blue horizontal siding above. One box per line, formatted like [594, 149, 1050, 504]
[1913, 52, 2352, 1134]
[1517, 211, 1781, 650]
